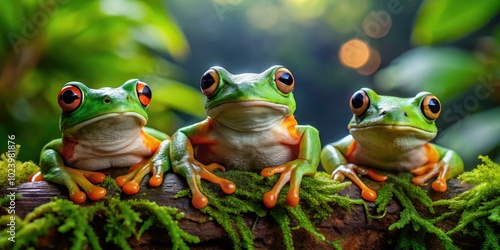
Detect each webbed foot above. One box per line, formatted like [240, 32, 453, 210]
[116, 140, 171, 194]
[261, 159, 316, 208]
[411, 162, 450, 192]
[177, 161, 236, 209]
[330, 163, 387, 201]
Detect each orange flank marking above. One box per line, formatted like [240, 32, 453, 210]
[141, 130, 161, 153]
[283, 115, 300, 140]
[424, 143, 440, 163]
[61, 137, 77, 160]
[345, 141, 357, 163]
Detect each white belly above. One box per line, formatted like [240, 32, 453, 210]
[63, 116, 155, 171]
[195, 124, 300, 172]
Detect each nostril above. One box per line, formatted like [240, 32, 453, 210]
[380, 111, 387, 116]
[104, 97, 111, 103]
[404, 112, 408, 117]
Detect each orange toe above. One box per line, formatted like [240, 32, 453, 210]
[367, 169, 387, 182]
[221, 180, 236, 194]
[286, 189, 299, 207]
[87, 172, 106, 184]
[70, 191, 87, 204]
[123, 181, 140, 195]
[431, 179, 447, 192]
[149, 176, 163, 187]
[88, 186, 107, 201]
[361, 188, 377, 202]
[263, 192, 277, 209]
[115, 176, 129, 187]
[192, 195, 208, 209]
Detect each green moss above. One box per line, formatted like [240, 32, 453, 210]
[99, 176, 122, 192]
[374, 156, 500, 250]
[0, 197, 199, 250]
[375, 173, 456, 250]
[0, 145, 39, 187]
[177, 171, 357, 249]
[432, 156, 500, 249]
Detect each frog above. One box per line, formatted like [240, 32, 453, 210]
[321, 88, 464, 201]
[36, 79, 171, 203]
[170, 65, 321, 209]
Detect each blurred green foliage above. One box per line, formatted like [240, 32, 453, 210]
[0, 0, 205, 162]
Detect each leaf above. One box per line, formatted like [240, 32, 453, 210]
[136, 0, 190, 60]
[412, 0, 500, 45]
[374, 47, 486, 102]
[151, 78, 206, 118]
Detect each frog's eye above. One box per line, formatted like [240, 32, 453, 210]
[275, 68, 294, 94]
[421, 94, 441, 120]
[136, 81, 152, 107]
[200, 69, 220, 96]
[58, 85, 83, 113]
[350, 90, 370, 116]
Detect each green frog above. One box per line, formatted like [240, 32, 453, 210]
[37, 80, 171, 203]
[321, 88, 464, 201]
[171, 66, 321, 209]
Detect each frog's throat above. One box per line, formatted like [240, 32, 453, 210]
[349, 125, 437, 150]
[349, 124, 436, 135]
[207, 101, 290, 132]
[63, 112, 147, 134]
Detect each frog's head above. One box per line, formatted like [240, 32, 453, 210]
[57, 79, 152, 136]
[199, 65, 296, 131]
[347, 88, 441, 149]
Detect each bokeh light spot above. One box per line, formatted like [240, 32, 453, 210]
[356, 48, 381, 75]
[339, 39, 370, 69]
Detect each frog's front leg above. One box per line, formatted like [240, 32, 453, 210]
[261, 125, 320, 208]
[321, 137, 387, 202]
[172, 128, 236, 209]
[411, 144, 464, 192]
[40, 140, 106, 204]
[116, 139, 172, 194]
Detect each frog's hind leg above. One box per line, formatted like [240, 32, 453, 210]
[65, 167, 107, 201]
[41, 149, 106, 203]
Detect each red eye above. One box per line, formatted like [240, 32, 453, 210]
[136, 81, 152, 106]
[58, 85, 82, 113]
[421, 94, 441, 120]
[350, 90, 370, 116]
[200, 69, 220, 96]
[275, 68, 294, 94]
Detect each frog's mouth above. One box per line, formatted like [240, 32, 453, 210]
[207, 101, 290, 132]
[63, 112, 147, 136]
[349, 125, 437, 151]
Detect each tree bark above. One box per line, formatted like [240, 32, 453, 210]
[0, 169, 474, 249]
